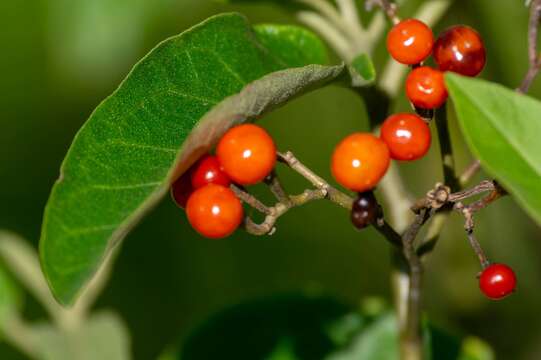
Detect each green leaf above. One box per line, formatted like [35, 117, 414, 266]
[458, 337, 494, 360]
[40, 12, 344, 305]
[349, 53, 376, 86]
[179, 294, 353, 359]
[31, 311, 131, 360]
[445, 74, 541, 225]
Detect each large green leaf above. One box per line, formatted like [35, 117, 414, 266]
[40, 12, 345, 305]
[446, 74, 541, 225]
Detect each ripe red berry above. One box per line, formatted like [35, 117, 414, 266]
[171, 172, 193, 209]
[433, 25, 486, 77]
[351, 191, 379, 230]
[380, 113, 431, 161]
[190, 154, 231, 189]
[331, 133, 390, 192]
[186, 184, 243, 239]
[217, 124, 276, 185]
[386, 19, 434, 65]
[406, 66, 448, 109]
[479, 263, 517, 300]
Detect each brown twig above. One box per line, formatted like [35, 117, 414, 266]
[399, 208, 433, 359]
[454, 202, 491, 269]
[365, 0, 400, 24]
[518, 0, 541, 92]
[230, 185, 272, 215]
[265, 170, 292, 206]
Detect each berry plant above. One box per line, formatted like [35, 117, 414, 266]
[2, 0, 541, 359]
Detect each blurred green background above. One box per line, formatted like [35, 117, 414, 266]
[1, 0, 540, 359]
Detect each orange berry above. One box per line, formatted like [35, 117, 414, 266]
[380, 113, 431, 161]
[331, 133, 390, 192]
[217, 124, 276, 185]
[387, 19, 434, 65]
[186, 184, 243, 239]
[406, 66, 448, 109]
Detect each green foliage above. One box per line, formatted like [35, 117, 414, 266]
[179, 294, 355, 359]
[177, 294, 492, 360]
[350, 53, 376, 86]
[30, 311, 131, 360]
[39, 12, 343, 306]
[446, 74, 541, 225]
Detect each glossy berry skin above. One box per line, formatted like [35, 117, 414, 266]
[186, 184, 243, 239]
[331, 133, 390, 192]
[380, 113, 431, 161]
[433, 25, 486, 77]
[479, 263, 517, 300]
[171, 172, 193, 209]
[351, 191, 379, 230]
[217, 124, 276, 185]
[190, 154, 231, 189]
[386, 19, 434, 65]
[406, 66, 448, 109]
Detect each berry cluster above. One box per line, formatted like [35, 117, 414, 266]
[334, 22, 488, 219]
[171, 124, 276, 239]
[334, 19, 515, 299]
[170, 19, 515, 300]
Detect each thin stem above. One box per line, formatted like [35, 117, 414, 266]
[374, 218, 403, 248]
[518, 0, 541, 92]
[400, 209, 432, 360]
[297, 11, 354, 61]
[366, 0, 400, 24]
[265, 170, 292, 206]
[435, 104, 459, 191]
[296, 0, 358, 41]
[1, 315, 38, 359]
[459, 159, 481, 186]
[466, 230, 490, 269]
[231, 184, 272, 215]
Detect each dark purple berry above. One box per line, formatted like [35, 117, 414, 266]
[351, 191, 379, 230]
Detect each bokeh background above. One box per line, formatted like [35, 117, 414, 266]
[1, 0, 540, 359]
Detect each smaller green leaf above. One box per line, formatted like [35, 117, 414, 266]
[350, 53, 376, 86]
[446, 73, 541, 225]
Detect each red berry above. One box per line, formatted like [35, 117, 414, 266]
[217, 124, 277, 185]
[331, 133, 390, 192]
[479, 263, 517, 300]
[380, 113, 431, 161]
[186, 184, 243, 239]
[171, 172, 193, 208]
[387, 19, 434, 65]
[433, 25, 486, 77]
[191, 154, 231, 189]
[406, 66, 448, 109]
